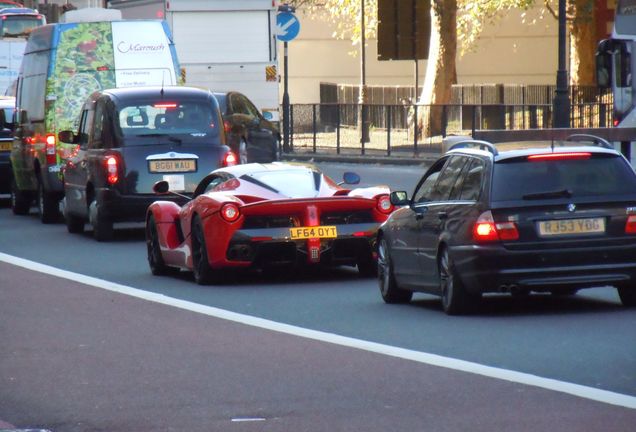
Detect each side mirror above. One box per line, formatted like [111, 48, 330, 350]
[390, 190, 409, 206]
[342, 171, 360, 185]
[58, 130, 76, 144]
[153, 180, 170, 195]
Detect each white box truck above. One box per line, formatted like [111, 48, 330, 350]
[110, 0, 280, 122]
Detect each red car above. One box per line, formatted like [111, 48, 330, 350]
[145, 162, 394, 284]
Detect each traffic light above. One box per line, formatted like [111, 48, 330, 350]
[378, 0, 430, 61]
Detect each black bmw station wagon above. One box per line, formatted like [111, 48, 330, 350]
[377, 135, 636, 314]
[59, 86, 237, 241]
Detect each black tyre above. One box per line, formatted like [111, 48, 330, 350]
[191, 215, 222, 285]
[146, 215, 174, 276]
[10, 175, 31, 215]
[439, 247, 479, 315]
[377, 237, 412, 303]
[65, 213, 85, 234]
[37, 180, 60, 224]
[89, 200, 114, 242]
[617, 286, 636, 307]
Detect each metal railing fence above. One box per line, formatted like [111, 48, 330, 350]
[287, 100, 613, 157]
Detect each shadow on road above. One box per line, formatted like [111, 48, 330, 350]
[409, 290, 626, 317]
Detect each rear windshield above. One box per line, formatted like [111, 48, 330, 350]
[0, 16, 45, 37]
[491, 155, 636, 201]
[240, 169, 322, 198]
[118, 101, 220, 139]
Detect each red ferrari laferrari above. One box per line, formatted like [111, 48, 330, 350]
[145, 162, 395, 284]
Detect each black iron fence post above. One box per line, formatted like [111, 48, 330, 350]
[387, 105, 392, 156]
[312, 104, 317, 153]
[336, 104, 341, 155]
[413, 104, 418, 155]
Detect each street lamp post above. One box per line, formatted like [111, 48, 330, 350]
[552, 0, 570, 128]
[359, 0, 369, 150]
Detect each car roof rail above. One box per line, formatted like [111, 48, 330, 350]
[565, 134, 614, 149]
[448, 139, 499, 156]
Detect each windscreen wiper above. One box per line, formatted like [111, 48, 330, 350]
[522, 189, 572, 200]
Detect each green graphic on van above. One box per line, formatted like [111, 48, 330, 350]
[49, 22, 116, 132]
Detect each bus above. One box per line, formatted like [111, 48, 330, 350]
[0, 7, 46, 38]
[9, 10, 181, 222]
[596, 0, 636, 158]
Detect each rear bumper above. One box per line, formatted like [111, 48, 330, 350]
[97, 188, 187, 223]
[451, 242, 636, 294]
[222, 223, 378, 268]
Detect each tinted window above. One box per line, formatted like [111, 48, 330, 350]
[413, 160, 446, 203]
[17, 48, 48, 122]
[429, 156, 467, 201]
[117, 101, 219, 140]
[239, 170, 321, 198]
[230, 94, 260, 117]
[0, 16, 45, 37]
[92, 100, 105, 149]
[78, 108, 93, 148]
[459, 159, 486, 201]
[491, 155, 636, 201]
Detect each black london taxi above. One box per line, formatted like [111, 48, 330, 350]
[59, 86, 237, 241]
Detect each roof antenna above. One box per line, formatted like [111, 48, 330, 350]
[160, 70, 165, 97]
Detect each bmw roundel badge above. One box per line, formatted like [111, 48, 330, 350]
[567, 203, 576, 212]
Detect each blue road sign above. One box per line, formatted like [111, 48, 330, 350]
[276, 11, 300, 42]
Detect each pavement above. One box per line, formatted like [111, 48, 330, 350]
[279, 147, 439, 166]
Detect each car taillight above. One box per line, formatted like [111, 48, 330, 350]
[527, 152, 591, 161]
[105, 156, 119, 185]
[45, 133, 56, 165]
[223, 119, 232, 133]
[223, 151, 238, 167]
[220, 203, 240, 222]
[473, 211, 519, 242]
[625, 215, 636, 234]
[376, 195, 393, 214]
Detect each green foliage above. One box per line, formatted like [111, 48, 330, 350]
[290, 0, 378, 47]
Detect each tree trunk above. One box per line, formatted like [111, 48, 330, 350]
[569, 0, 596, 88]
[417, 0, 457, 138]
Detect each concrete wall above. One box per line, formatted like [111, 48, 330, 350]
[286, 8, 558, 103]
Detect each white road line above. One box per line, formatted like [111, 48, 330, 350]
[2, 252, 635, 410]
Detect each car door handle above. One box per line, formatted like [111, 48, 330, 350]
[438, 211, 448, 220]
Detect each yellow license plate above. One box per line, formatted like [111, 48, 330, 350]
[538, 217, 605, 236]
[290, 226, 338, 240]
[148, 159, 196, 173]
[0, 141, 10, 151]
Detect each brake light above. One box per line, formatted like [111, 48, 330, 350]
[527, 152, 591, 161]
[105, 156, 118, 185]
[626, 215, 636, 234]
[154, 102, 177, 109]
[376, 195, 393, 214]
[220, 203, 240, 222]
[223, 151, 238, 167]
[45, 133, 56, 165]
[473, 211, 519, 242]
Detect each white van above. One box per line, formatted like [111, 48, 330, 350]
[9, 13, 181, 222]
